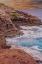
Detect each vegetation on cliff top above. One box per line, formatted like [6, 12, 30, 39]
[13, 12, 18, 18]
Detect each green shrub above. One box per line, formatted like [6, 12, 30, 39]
[13, 12, 18, 18]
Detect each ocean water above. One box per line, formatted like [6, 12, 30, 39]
[6, 9, 42, 64]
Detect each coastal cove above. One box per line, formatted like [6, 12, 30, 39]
[0, 3, 42, 64]
[6, 25, 42, 64]
[5, 9, 42, 64]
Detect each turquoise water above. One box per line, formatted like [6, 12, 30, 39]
[19, 37, 42, 52]
[19, 38, 42, 52]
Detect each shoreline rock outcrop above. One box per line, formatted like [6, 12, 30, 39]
[12, 10, 41, 26]
[0, 49, 38, 64]
[0, 3, 20, 47]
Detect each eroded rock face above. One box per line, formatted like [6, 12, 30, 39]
[0, 3, 20, 47]
[12, 10, 41, 26]
[0, 9, 19, 36]
[0, 49, 38, 64]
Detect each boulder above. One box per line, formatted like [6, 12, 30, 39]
[0, 49, 38, 64]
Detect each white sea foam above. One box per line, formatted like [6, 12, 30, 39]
[21, 47, 42, 61]
[31, 46, 42, 51]
[20, 25, 42, 38]
[6, 26, 42, 44]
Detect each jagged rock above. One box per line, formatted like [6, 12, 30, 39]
[0, 8, 20, 37]
[12, 10, 41, 26]
[0, 3, 20, 47]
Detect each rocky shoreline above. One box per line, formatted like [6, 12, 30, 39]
[0, 3, 42, 64]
